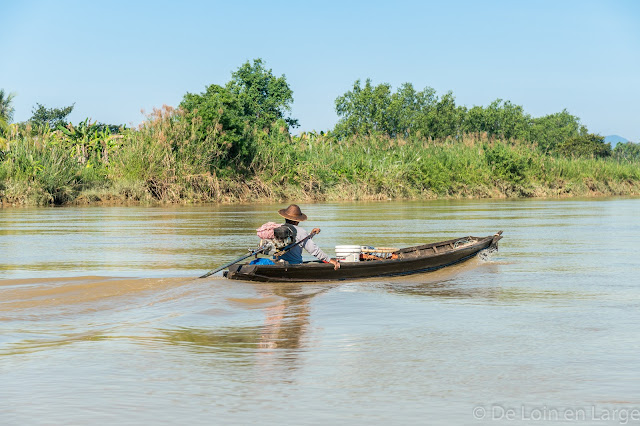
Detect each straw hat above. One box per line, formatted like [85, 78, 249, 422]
[278, 204, 308, 222]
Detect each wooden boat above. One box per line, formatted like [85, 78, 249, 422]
[224, 231, 503, 282]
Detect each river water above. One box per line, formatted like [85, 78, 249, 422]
[1, 199, 639, 425]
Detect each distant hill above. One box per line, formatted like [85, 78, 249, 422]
[605, 135, 629, 148]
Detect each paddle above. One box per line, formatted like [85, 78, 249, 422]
[199, 244, 270, 278]
[199, 228, 320, 279]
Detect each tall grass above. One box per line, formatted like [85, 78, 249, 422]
[250, 133, 640, 200]
[0, 135, 106, 204]
[1, 108, 639, 206]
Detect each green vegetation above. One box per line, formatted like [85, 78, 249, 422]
[554, 133, 612, 158]
[0, 89, 16, 151]
[178, 58, 296, 169]
[333, 79, 591, 154]
[0, 89, 16, 125]
[1, 59, 639, 206]
[30, 102, 75, 130]
[613, 142, 640, 162]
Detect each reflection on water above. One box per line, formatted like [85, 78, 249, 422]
[1, 199, 640, 424]
[164, 284, 333, 356]
[162, 326, 264, 352]
[386, 263, 597, 303]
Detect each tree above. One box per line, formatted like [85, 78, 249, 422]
[554, 133, 611, 158]
[332, 78, 597, 150]
[180, 83, 249, 163]
[461, 105, 486, 135]
[334, 79, 394, 137]
[422, 91, 461, 140]
[226, 58, 297, 130]
[0, 89, 16, 124]
[387, 83, 421, 138]
[459, 99, 530, 141]
[613, 141, 640, 162]
[0, 89, 16, 152]
[491, 100, 530, 141]
[30, 103, 75, 129]
[528, 110, 583, 153]
[335, 80, 449, 139]
[179, 59, 297, 167]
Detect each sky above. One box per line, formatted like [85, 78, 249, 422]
[1, 0, 639, 140]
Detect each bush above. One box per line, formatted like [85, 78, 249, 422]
[484, 142, 532, 183]
[554, 133, 611, 158]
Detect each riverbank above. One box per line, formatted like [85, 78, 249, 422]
[3, 60, 639, 207]
[2, 131, 639, 207]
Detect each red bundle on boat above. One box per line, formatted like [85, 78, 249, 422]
[256, 222, 281, 240]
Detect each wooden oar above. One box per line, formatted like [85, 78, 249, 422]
[199, 243, 270, 278]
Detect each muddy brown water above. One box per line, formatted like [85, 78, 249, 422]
[1, 199, 639, 424]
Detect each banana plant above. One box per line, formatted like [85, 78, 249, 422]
[58, 119, 120, 165]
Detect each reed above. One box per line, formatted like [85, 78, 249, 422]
[250, 133, 640, 200]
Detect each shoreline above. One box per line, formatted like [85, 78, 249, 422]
[2, 182, 639, 208]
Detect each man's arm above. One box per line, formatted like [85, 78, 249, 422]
[303, 228, 340, 270]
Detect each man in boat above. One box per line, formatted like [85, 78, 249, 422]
[276, 204, 341, 270]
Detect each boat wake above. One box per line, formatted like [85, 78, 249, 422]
[478, 246, 498, 262]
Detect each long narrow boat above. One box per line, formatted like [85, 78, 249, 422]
[224, 231, 503, 282]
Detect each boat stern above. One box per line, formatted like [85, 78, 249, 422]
[490, 230, 503, 248]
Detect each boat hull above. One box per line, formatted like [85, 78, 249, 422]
[224, 232, 502, 282]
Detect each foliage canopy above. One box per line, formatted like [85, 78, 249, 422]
[179, 58, 297, 168]
[30, 103, 75, 130]
[332, 78, 601, 159]
[613, 142, 640, 162]
[553, 133, 612, 158]
[227, 58, 297, 129]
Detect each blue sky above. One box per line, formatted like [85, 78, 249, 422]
[1, 0, 638, 140]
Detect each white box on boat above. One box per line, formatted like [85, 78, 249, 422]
[335, 245, 361, 262]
